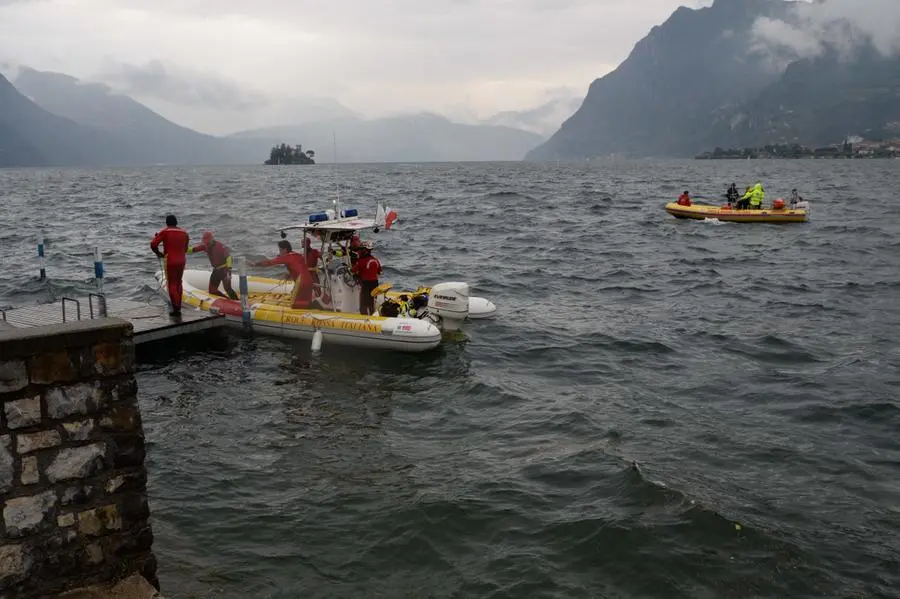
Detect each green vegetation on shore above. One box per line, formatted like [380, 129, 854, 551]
[264, 143, 316, 165]
[696, 140, 899, 160]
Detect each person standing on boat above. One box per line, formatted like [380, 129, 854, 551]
[677, 191, 692, 206]
[250, 240, 313, 308]
[150, 214, 190, 317]
[790, 189, 802, 208]
[188, 231, 239, 300]
[303, 237, 322, 272]
[726, 183, 739, 205]
[348, 233, 364, 267]
[351, 241, 382, 315]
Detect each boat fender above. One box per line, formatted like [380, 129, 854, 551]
[311, 329, 323, 353]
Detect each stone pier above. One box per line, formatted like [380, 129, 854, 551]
[0, 319, 157, 598]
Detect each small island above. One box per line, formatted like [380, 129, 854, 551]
[695, 139, 899, 160]
[265, 143, 316, 165]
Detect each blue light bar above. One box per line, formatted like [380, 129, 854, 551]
[308, 212, 329, 223]
[341, 208, 358, 218]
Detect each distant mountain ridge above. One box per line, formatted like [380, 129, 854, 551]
[527, 0, 789, 160]
[710, 46, 900, 148]
[0, 74, 133, 167]
[13, 68, 256, 165]
[526, 0, 900, 160]
[2, 68, 546, 166]
[480, 96, 583, 138]
[228, 113, 544, 163]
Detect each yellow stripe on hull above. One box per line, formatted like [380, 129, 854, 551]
[665, 202, 808, 223]
[185, 288, 388, 329]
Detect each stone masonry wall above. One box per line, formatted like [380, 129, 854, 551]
[0, 318, 157, 598]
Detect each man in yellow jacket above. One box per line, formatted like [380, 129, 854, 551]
[741, 183, 765, 209]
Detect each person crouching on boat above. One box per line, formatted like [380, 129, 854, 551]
[351, 241, 382, 315]
[250, 240, 314, 308]
[677, 191, 692, 206]
[790, 188, 803, 208]
[746, 183, 765, 209]
[150, 214, 189, 317]
[188, 231, 238, 300]
[737, 185, 753, 210]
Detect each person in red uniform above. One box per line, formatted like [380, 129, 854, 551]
[351, 241, 382, 315]
[150, 214, 189, 317]
[348, 233, 364, 267]
[250, 240, 313, 308]
[677, 191, 692, 206]
[303, 237, 321, 271]
[188, 231, 238, 300]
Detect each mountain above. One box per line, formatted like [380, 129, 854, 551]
[0, 73, 135, 167]
[229, 113, 544, 162]
[481, 96, 583, 139]
[711, 46, 900, 148]
[0, 121, 45, 167]
[13, 68, 255, 165]
[5, 68, 542, 165]
[526, 0, 792, 160]
[131, 95, 362, 137]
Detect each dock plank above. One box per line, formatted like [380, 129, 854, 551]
[2, 297, 224, 344]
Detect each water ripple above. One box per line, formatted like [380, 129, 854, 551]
[2, 160, 899, 598]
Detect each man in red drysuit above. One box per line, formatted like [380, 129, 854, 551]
[351, 241, 382, 315]
[151, 214, 190, 317]
[303, 237, 322, 272]
[250, 240, 313, 309]
[188, 231, 239, 299]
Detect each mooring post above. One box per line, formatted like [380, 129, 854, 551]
[237, 256, 251, 329]
[38, 234, 46, 280]
[93, 245, 104, 295]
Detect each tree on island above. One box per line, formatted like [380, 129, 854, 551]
[265, 143, 316, 165]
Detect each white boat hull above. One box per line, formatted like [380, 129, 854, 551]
[156, 270, 444, 352]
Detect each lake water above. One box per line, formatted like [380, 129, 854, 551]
[1, 160, 899, 598]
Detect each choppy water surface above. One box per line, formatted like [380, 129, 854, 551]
[2, 160, 899, 598]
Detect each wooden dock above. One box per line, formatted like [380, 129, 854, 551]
[0, 295, 224, 344]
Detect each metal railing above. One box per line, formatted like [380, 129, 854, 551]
[61, 297, 81, 322]
[89, 293, 107, 318]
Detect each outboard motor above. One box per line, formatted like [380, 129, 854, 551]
[426, 282, 470, 331]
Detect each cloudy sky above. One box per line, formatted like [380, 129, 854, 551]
[0, 0, 717, 133]
[753, 0, 900, 63]
[1, 0, 895, 135]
